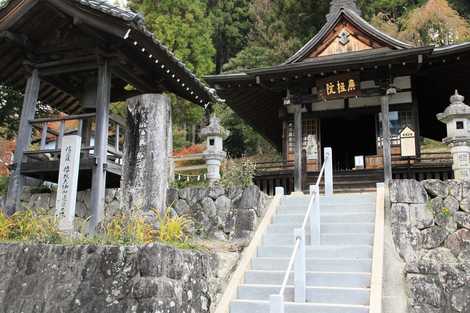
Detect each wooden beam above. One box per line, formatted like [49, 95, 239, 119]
[5, 69, 40, 214]
[0, 0, 39, 32]
[37, 62, 99, 77]
[0, 31, 32, 49]
[112, 66, 156, 93]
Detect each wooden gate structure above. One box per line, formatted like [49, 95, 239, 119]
[0, 0, 220, 224]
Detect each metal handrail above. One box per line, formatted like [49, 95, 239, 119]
[279, 238, 301, 296]
[271, 148, 333, 313]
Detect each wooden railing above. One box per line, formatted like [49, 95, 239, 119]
[254, 152, 453, 194]
[256, 160, 294, 173]
[173, 153, 206, 172]
[25, 113, 126, 164]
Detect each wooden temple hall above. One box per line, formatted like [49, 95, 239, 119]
[206, 0, 470, 194]
[0, 0, 218, 216]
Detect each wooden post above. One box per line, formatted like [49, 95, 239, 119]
[5, 69, 40, 214]
[381, 93, 393, 189]
[81, 118, 92, 155]
[294, 105, 303, 193]
[89, 60, 111, 232]
[40, 122, 48, 150]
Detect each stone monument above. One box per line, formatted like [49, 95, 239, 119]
[121, 94, 172, 212]
[437, 90, 470, 180]
[55, 135, 81, 233]
[201, 115, 228, 185]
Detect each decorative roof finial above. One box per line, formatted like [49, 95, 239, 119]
[451, 90, 465, 104]
[326, 0, 362, 22]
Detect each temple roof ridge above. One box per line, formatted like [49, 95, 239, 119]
[326, 0, 361, 21]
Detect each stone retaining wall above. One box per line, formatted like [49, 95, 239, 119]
[0, 243, 218, 313]
[167, 185, 268, 241]
[15, 187, 120, 218]
[390, 179, 470, 313]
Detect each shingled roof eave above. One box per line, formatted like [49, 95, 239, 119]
[0, 0, 222, 105]
[205, 46, 434, 84]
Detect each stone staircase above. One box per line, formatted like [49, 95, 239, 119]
[230, 192, 377, 313]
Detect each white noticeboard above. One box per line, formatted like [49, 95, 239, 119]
[55, 135, 81, 232]
[306, 135, 318, 160]
[400, 127, 416, 157]
[354, 156, 365, 169]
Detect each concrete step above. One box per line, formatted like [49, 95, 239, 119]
[244, 270, 371, 288]
[273, 213, 375, 224]
[257, 245, 372, 259]
[238, 284, 370, 305]
[230, 300, 369, 313]
[251, 257, 372, 272]
[281, 199, 376, 205]
[278, 205, 375, 214]
[263, 233, 374, 246]
[266, 223, 374, 234]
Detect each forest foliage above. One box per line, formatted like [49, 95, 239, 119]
[1, 0, 470, 156]
[128, 0, 470, 156]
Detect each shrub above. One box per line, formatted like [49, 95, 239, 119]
[0, 176, 8, 196]
[0, 207, 195, 249]
[170, 177, 208, 189]
[221, 158, 256, 188]
[99, 210, 154, 245]
[155, 208, 192, 244]
[0, 211, 11, 240]
[0, 209, 61, 244]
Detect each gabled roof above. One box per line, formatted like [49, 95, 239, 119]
[285, 8, 414, 64]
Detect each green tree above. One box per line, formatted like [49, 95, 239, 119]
[129, 0, 216, 146]
[224, 0, 302, 71]
[209, 0, 252, 74]
[0, 85, 22, 139]
[401, 0, 470, 46]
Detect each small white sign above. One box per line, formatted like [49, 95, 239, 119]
[400, 127, 416, 157]
[355, 156, 364, 169]
[306, 135, 318, 160]
[55, 135, 81, 233]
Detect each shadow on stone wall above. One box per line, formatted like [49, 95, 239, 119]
[0, 243, 218, 313]
[17, 187, 121, 219]
[167, 185, 268, 243]
[390, 179, 470, 313]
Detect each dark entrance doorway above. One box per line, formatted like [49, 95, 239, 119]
[321, 113, 377, 170]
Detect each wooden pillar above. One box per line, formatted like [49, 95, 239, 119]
[381, 92, 393, 206]
[5, 69, 40, 214]
[89, 60, 111, 232]
[294, 105, 303, 192]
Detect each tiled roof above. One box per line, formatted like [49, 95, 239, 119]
[0, 0, 222, 105]
[326, 0, 361, 21]
[75, 0, 141, 22]
[73, 0, 221, 103]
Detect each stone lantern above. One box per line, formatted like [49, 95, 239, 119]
[437, 91, 470, 180]
[201, 115, 228, 185]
